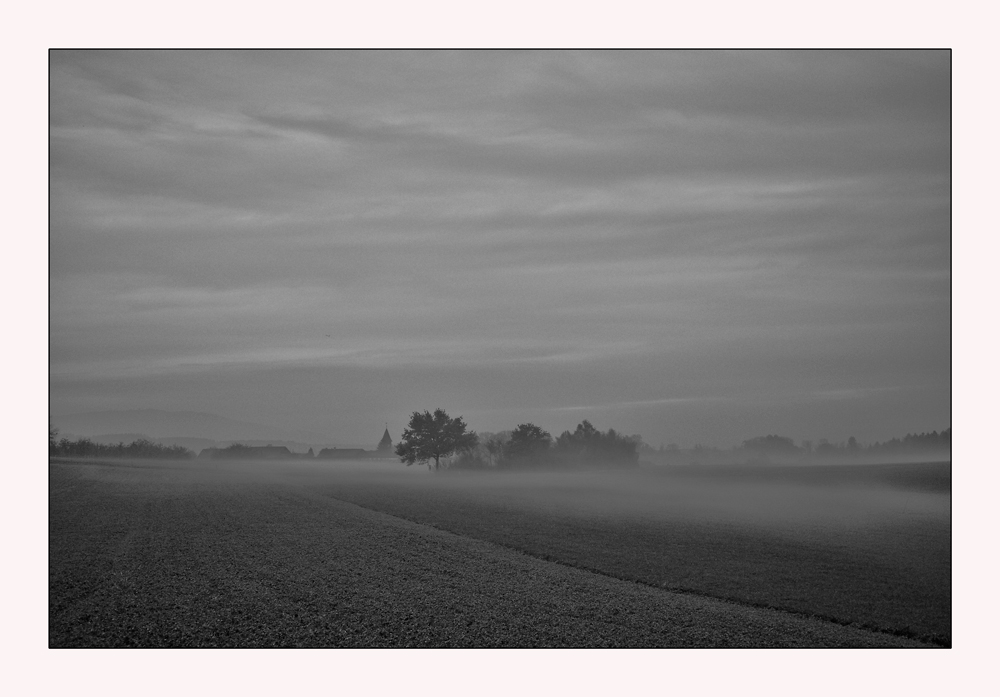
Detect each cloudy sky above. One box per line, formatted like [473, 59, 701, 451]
[49, 50, 950, 447]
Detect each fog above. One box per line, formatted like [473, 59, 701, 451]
[53, 445, 952, 651]
[73, 456, 947, 546]
[383, 464, 948, 540]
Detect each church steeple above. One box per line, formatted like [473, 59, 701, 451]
[377, 424, 392, 452]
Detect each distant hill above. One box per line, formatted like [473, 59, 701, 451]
[51, 409, 332, 446]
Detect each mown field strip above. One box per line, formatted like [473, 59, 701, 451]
[50, 461, 928, 647]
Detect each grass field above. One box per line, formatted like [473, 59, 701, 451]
[50, 458, 949, 647]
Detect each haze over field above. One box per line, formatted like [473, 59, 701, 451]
[49, 50, 950, 447]
[49, 456, 951, 646]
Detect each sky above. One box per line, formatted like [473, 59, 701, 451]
[49, 50, 951, 448]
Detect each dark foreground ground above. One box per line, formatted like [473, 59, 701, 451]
[50, 459, 947, 648]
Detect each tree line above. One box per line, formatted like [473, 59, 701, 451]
[640, 428, 952, 466]
[395, 409, 640, 471]
[49, 434, 194, 459]
[48, 411, 950, 468]
[393, 409, 950, 471]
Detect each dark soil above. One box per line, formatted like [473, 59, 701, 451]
[50, 460, 937, 648]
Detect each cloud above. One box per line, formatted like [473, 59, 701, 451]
[49, 50, 951, 445]
[553, 396, 733, 412]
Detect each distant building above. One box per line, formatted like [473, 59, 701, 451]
[377, 426, 393, 453]
[199, 445, 294, 460]
[316, 448, 369, 460]
[317, 426, 395, 461]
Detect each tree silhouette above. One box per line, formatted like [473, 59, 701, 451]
[741, 435, 798, 453]
[553, 420, 639, 467]
[503, 423, 552, 466]
[395, 408, 478, 471]
[49, 436, 192, 459]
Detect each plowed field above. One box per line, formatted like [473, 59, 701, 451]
[50, 459, 948, 647]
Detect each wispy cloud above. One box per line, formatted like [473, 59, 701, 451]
[554, 396, 734, 412]
[49, 50, 951, 445]
[810, 387, 903, 401]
